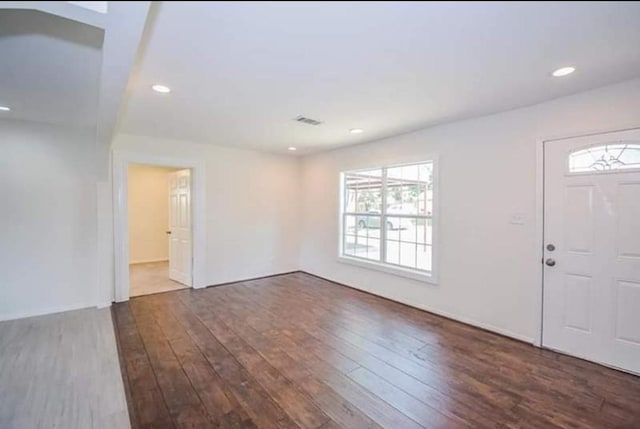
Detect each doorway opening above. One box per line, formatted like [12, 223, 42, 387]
[127, 164, 193, 297]
[113, 151, 205, 302]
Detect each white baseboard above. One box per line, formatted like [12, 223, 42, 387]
[204, 269, 301, 289]
[412, 302, 535, 344]
[302, 270, 535, 345]
[96, 302, 113, 309]
[129, 258, 169, 265]
[0, 301, 106, 322]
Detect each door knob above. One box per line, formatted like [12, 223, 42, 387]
[545, 258, 556, 267]
[546, 244, 555, 251]
[166, 231, 172, 235]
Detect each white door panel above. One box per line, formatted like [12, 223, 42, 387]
[169, 169, 192, 286]
[543, 128, 640, 374]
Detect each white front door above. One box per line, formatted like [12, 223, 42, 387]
[168, 169, 192, 286]
[543, 128, 640, 374]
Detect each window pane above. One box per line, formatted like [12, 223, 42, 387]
[353, 239, 380, 261]
[343, 234, 357, 257]
[367, 238, 381, 260]
[569, 142, 640, 173]
[385, 181, 405, 212]
[418, 163, 432, 182]
[356, 188, 381, 213]
[385, 239, 400, 265]
[386, 162, 432, 216]
[356, 215, 369, 238]
[356, 215, 381, 231]
[385, 216, 401, 240]
[400, 242, 417, 269]
[346, 214, 380, 262]
[352, 236, 369, 259]
[344, 187, 356, 212]
[417, 244, 432, 271]
[344, 214, 357, 234]
[385, 215, 430, 271]
[387, 164, 419, 181]
[400, 219, 416, 241]
[345, 168, 382, 213]
[415, 218, 432, 246]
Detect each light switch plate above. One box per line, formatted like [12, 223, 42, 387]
[510, 213, 526, 225]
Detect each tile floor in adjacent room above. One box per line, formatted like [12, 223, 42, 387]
[129, 261, 188, 297]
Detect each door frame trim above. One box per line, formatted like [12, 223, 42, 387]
[534, 124, 640, 347]
[112, 150, 206, 302]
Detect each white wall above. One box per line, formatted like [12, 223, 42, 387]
[113, 134, 300, 286]
[128, 164, 173, 264]
[299, 78, 640, 343]
[4, 78, 639, 327]
[0, 119, 101, 320]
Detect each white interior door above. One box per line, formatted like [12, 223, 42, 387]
[168, 169, 192, 286]
[543, 128, 640, 374]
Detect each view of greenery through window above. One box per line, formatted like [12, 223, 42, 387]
[341, 162, 434, 273]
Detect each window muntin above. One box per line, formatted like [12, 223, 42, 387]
[341, 162, 434, 275]
[569, 142, 640, 173]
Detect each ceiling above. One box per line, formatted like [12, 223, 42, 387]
[120, 2, 640, 154]
[0, 9, 104, 128]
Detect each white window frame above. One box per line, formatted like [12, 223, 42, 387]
[338, 159, 438, 283]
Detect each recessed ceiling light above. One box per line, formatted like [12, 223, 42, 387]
[350, 128, 364, 134]
[151, 84, 171, 93]
[0, 106, 10, 111]
[551, 66, 575, 77]
[288, 146, 297, 151]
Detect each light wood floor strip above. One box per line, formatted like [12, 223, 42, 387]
[0, 308, 130, 429]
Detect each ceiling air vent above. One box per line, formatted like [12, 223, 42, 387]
[294, 115, 323, 126]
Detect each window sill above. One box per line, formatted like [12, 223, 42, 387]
[337, 255, 437, 284]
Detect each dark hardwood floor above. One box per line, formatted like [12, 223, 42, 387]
[112, 272, 640, 429]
